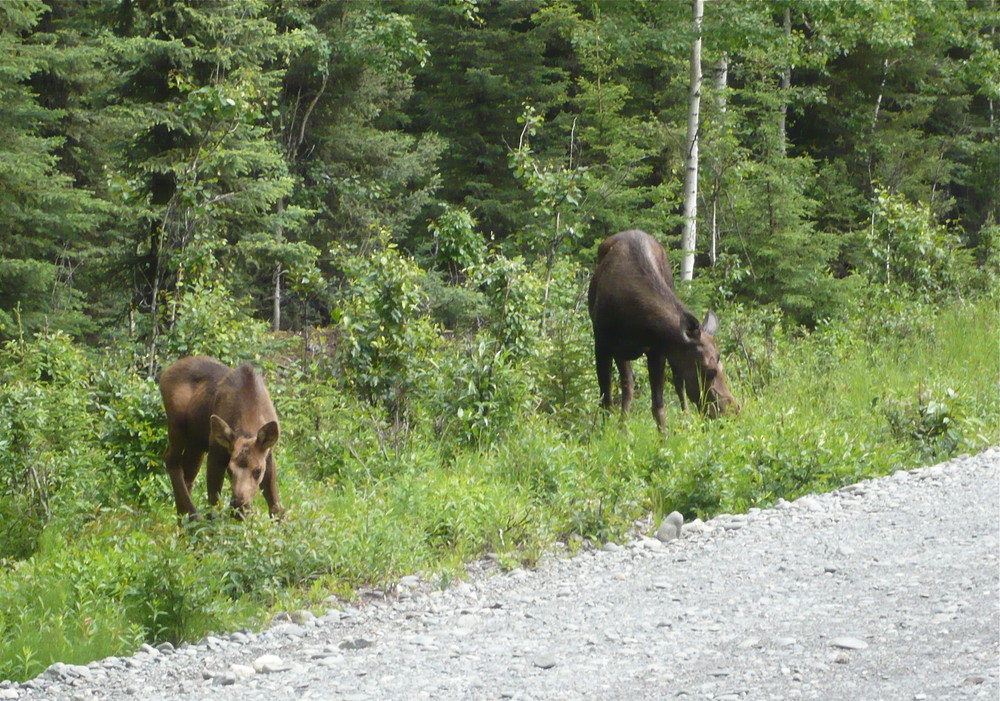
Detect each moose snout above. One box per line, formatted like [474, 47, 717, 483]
[714, 396, 741, 418]
[705, 391, 740, 419]
[229, 498, 250, 519]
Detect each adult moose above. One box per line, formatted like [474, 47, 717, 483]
[159, 356, 283, 520]
[588, 229, 739, 430]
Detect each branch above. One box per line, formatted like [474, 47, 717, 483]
[295, 70, 328, 158]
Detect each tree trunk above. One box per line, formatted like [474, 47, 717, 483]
[778, 5, 791, 157]
[680, 0, 704, 282]
[990, 5, 996, 130]
[714, 54, 728, 114]
[271, 196, 286, 332]
[868, 57, 891, 196]
[710, 54, 728, 267]
[271, 264, 282, 332]
[145, 221, 163, 377]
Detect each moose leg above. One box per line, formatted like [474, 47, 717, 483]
[181, 448, 204, 494]
[164, 437, 200, 518]
[616, 358, 635, 413]
[647, 352, 668, 432]
[595, 347, 614, 410]
[261, 452, 284, 519]
[205, 449, 228, 510]
[669, 360, 689, 412]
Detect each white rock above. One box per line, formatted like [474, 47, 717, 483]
[639, 536, 663, 550]
[684, 519, 713, 535]
[254, 654, 291, 673]
[230, 663, 255, 681]
[534, 653, 557, 669]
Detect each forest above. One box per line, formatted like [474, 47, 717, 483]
[0, 0, 998, 682]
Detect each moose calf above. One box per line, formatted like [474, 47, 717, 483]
[159, 356, 283, 520]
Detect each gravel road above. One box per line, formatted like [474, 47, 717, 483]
[5, 448, 998, 701]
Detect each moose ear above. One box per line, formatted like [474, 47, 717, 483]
[682, 312, 702, 343]
[210, 415, 235, 452]
[257, 421, 279, 451]
[702, 310, 719, 337]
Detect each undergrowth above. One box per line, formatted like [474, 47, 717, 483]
[0, 296, 996, 681]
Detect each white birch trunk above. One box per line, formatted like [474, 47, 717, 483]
[271, 196, 285, 332]
[680, 0, 704, 282]
[710, 54, 728, 266]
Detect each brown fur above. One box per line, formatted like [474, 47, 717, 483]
[587, 229, 740, 430]
[159, 356, 283, 519]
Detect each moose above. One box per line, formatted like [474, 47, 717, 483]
[159, 356, 283, 520]
[588, 229, 740, 430]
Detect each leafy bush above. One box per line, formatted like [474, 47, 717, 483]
[879, 386, 987, 459]
[333, 236, 443, 418]
[528, 259, 595, 427]
[420, 333, 533, 446]
[473, 252, 543, 360]
[0, 332, 103, 560]
[428, 205, 485, 280]
[163, 281, 279, 366]
[865, 189, 975, 297]
[713, 303, 787, 396]
[95, 367, 169, 504]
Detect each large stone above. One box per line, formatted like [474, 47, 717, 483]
[253, 654, 291, 674]
[399, 575, 421, 590]
[290, 609, 316, 625]
[534, 653, 557, 669]
[340, 638, 375, 650]
[656, 521, 679, 542]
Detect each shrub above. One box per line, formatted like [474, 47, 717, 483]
[0, 332, 103, 560]
[864, 189, 975, 297]
[879, 386, 986, 459]
[162, 281, 280, 366]
[95, 367, 169, 504]
[419, 333, 533, 447]
[333, 235, 443, 419]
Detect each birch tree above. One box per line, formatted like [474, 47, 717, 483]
[680, 0, 703, 282]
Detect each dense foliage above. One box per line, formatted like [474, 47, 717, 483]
[0, 0, 997, 683]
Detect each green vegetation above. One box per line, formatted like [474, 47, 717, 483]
[1, 293, 996, 682]
[0, 0, 997, 684]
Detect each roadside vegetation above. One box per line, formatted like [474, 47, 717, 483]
[0, 0, 997, 683]
[1, 285, 996, 682]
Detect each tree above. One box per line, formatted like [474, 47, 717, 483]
[679, 0, 703, 281]
[0, 0, 105, 340]
[95, 0, 303, 365]
[401, 0, 569, 240]
[267, 2, 444, 332]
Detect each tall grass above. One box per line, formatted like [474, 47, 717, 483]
[0, 297, 996, 682]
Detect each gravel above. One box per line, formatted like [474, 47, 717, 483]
[5, 448, 998, 700]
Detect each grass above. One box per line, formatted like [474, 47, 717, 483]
[0, 296, 996, 682]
